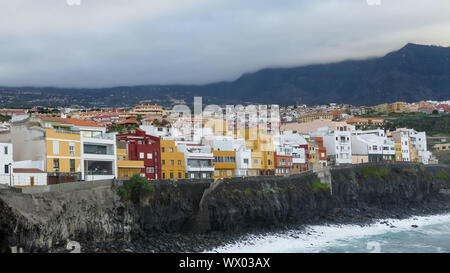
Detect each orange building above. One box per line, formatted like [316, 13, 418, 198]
[274, 153, 292, 176]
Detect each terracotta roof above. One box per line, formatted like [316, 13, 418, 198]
[40, 117, 103, 128]
[13, 168, 46, 174]
[118, 119, 138, 125]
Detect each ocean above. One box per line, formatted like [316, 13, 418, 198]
[208, 214, 450, 253]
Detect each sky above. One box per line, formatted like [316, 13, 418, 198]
[1, 0, 450, 88]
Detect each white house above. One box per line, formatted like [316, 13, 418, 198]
[80, 132, 117, 181]
[409, 130, 431, 164]
[351, 134, 395, 163]
[177, 142, 214, 179]
[140, 125, 171, 139]
[211, 136, 252, 177]
[0, 143, 47, 187]
[313, 126, 352, 165]
[11, 168, 47, 187]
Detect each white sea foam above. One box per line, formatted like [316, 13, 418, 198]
[207, 213, 450, 253]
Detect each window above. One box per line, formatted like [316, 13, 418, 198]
[178, 172, 182, 178]
[254, 159, 258, 164]
[162, 160, 165, 165]
[53, 141, 59, 155]
[53, 159, 60, 172]
[170, 173, 174, 179]
[178, 160, 181, 165]
[162, 173, 166, 179]
[147, 153, 152, 159]
[85, 160, 113, 175]
[169, 148, 173, 152]
[140, 152, 144, 159]
[146, 167, 154, 173]
[171, 160, 174, 166]
[84, 144, 107, 155]
[4, 146, 8, 155]
[161, 147, 165, 153]
[243, 158, 249, 164]
[227, 170, 232, 176]
[70, 159, 75, 172]
[214, 170, 219, 176]
[4, 165, 9, 174]
[69, 143, 75, 155]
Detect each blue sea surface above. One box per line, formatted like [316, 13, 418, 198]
[209, 214, 450, 253]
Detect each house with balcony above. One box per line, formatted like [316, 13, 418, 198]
[80, 129, 117, 181]
[312, 125, 352, 165]
[116, 128, 161, 180]
[307, 137, 327, 170]
[210, 136, 251, 177]
[391, 129, 411, 162]
[274, 131, 309, 173]
[177, 143, 214, 179]
[116, 145, 145, 179]
[351, 133, 395, 164]
[391, 128, 431, 164]
[274, 152, 292, 176]
[212, 150, 236, 179]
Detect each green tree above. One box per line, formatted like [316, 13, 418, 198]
[118, 174, 155, 205]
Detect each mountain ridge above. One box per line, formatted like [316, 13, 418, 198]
[1, 43, 449, 107]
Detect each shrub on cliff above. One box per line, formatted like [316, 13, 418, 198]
[437, 170, 450, 181]
[118, 174, 155, 205]
[361, 166, 390, 179]
[312, 180, 329, 192]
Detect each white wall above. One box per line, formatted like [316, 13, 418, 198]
[12, 173, 47, 187]
[0, 143, 13, 185]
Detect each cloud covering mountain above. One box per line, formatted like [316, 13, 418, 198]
[1, 0, 450, 88]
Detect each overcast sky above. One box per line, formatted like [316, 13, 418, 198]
[1, 0, 450, 88]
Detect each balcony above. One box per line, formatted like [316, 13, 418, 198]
[186, 166, 215, 172]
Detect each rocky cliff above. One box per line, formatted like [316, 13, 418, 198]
[0, 163, 449, 253]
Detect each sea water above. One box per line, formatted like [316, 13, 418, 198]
[209, 214, 450, 253]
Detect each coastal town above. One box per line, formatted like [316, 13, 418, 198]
[0, 99, 448, 188]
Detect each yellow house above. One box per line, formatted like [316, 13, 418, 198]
[409, 144, 419, 162]
[213, 150, 236, 179]
[236, 126, 275, 176]
[160, 139, 185, 179]
[373, 103, 389, 114]
[203, 118, 228, 136]
[45, 128, 81, 176]
[262, 151, 275, 175]
[250, 150, 263, 176]
[394, 141, 403, 161]
[389, 102, 405, 114]
[116, 148, 144, 179]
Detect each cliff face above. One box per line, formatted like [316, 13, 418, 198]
[0, 164, 449, 252]
[0, 180, 211, 252]
[0, 185, 138, 252]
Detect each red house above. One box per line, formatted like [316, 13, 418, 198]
[274, 152, 293, 176]
[116, 128, 161, 180]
